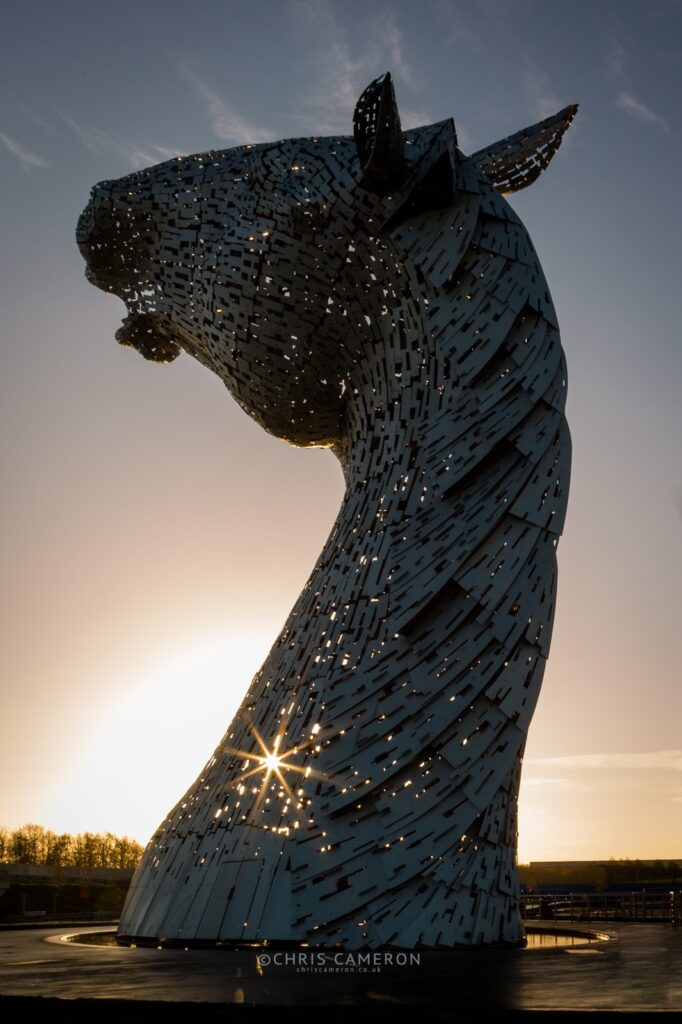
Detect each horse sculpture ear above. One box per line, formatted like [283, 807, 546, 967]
[470, 104, 578, 194]
[353, 72, 407, 192]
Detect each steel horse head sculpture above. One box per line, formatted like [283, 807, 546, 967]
[78, 74, 576, 947]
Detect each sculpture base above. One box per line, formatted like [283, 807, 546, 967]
[116, 934, 529, 950]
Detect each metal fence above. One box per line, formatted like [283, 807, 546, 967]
[522, 890, 682, 926]
[0, 910, 117, 926]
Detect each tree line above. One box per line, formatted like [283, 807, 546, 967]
[0, 823, 143, 870]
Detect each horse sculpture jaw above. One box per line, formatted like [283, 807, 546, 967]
[78, 74, 575, 947]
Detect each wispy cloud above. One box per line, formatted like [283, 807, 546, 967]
[60, 113, 180, 168]
[384, 9, 420, 92]
[179, 65, 271, 145]
[0, 130, 48, 170]
[289, 0, 427, 134]
[433, 0, 479, 48]
[604, 24, 669, 134]
[289, 0, 366, 132]
[521, 776, 585, 792]
[523, 62, 562, 120]
[14, 101, 57, 135]
[528, 750, 682, 772]
[605, 20, 629, 80]
[150, 145, 184, 161]
[616, 92, 669, 132]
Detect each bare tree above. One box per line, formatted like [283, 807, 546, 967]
[0, 824, 143, 869]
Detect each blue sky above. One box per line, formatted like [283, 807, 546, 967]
[1, 0, 681, 859]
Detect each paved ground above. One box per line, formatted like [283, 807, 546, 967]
[0, 923, 680, 1014]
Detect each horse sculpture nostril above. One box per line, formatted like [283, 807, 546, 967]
[77, 181, 155, 288]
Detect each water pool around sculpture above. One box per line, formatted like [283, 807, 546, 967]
[60, 924, 609, 951]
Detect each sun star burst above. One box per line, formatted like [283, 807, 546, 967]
[222, 722, 328, 826]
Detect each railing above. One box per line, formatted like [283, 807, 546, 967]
[0, 910, 118, 926]
[522, 890, 682, 926]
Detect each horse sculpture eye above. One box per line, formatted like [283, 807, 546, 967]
[77, 72, 576, 949]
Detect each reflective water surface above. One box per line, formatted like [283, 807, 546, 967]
[0, 923, 679, 1011]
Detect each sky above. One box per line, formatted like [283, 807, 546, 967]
[1, 0, 680, 863]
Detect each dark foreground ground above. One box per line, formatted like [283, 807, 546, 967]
[0, 922, 680, 1019]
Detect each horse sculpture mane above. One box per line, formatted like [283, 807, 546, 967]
[77, 74, 576, 947]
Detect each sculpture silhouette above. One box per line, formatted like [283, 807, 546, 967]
[77, 74, 576, 947]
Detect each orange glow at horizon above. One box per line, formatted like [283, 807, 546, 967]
[6, 619, 680, 864]
[1, 381, 680, 861]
